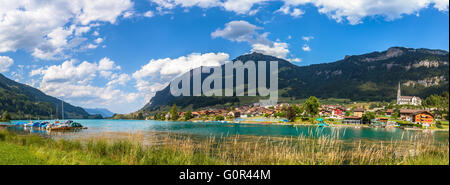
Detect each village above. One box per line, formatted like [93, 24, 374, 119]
[148, 84, 448, 130]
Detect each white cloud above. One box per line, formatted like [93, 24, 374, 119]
[251, 42, 290, 59]
[133, 52, 230, 102]
[86, 44, 98, 49]
[211, 20, 271, 45]
[213, 20, 296, 60]
[290, 58, 302, 62]
[222, 0, 267, 14]
[302, 36, 314, 41]
[144, 11, 155, 18]
[151, 0, 220, 10]
[276, 6, 305, 17]
[94, 38, 104, 44]
[150, 0, 447, 24]
[29, 57, 138, 113]
[283, 0, 449, 24]
[0, 0, 133, 60]
[123, 11, 135, 18]
[302, 44, 311, 52]
[31, 59, 98, 84]
[0, 56, 14, 73]
[151, 0, 266, 14]
[98, 57, 121, 71]
[107, 73, 131, 86]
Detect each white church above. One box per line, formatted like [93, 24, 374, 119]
[397, 83, 422, 106]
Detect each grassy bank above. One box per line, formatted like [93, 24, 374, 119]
[0, 129, 448, 165]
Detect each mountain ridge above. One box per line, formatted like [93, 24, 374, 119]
[141, 47, 449, 112]
[84, 108, 115, 118]
[0, 73, 91, 119]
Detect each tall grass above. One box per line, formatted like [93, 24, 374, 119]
[0, 129, 448, 165]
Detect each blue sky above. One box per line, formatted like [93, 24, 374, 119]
[0, 0, 448, 113]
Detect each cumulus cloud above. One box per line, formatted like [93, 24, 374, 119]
[150, 0, 447, 24]
[222, 0, 267, 14]
[150, 0, 267, 14]
[276, 6, 305, 17]
[251, 42, 290, 59]
[29, 57, 137, 113]
[133, 52, 230, 102]
[211, 20, 271, 45]
[290, 58, 302, 62]
[302, 36, 314, 41]
[107, 73, 131, 86]
[94, 38, 104, 44]
[123, 11, 135, 18]
[302, 44, 311, 52]
[212, 20, 296, 60]
[283, 0, 449, 24]
[144, 11, 155, 17]
[0, 0, 133, 60]
[0, 56, 14, 73]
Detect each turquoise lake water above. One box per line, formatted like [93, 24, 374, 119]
[4, 119, 449, 142]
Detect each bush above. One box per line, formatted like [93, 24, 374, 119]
[396, 121, 414, 127]
[436, 121, 443, 128]
[214, 115, 225, 121]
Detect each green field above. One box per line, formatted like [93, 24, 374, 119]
[0, 129, 448, 165]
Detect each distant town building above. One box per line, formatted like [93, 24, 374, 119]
[343, 116, 362, 124]
[412, 110, 434, 125]
[385, 109, 394, 117]
[353, 108, 365, 117]
[397, 83, 422, 106]
[227, 111, 241, 118]
[399, 109, 419, 122]
[331, 107, 344, 119]
[399, 109, 434, 125]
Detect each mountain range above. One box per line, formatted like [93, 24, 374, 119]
[0, 73, 93, 119]
[84, 108, 115, 118]
[141, 47, 449, 112]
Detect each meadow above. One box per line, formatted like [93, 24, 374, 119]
[0, 129, 448, 165]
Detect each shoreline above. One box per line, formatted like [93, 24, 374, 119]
[5, 119, 449, 132]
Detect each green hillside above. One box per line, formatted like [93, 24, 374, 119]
[142, 47, 449, 112]
[0, 74, 91, 120]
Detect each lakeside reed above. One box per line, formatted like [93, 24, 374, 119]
[0, 129, 448, 165]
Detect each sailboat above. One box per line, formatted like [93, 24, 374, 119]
[46, 99, 85, 131]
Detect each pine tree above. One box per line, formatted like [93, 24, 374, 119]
[170, 104, 179, 120]
[2, 110, 11, 122]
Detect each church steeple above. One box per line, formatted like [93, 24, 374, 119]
[397, 82, 401, 102]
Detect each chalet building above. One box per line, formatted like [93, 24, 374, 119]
[191, 112, 200, 117]
[385, 109, 394, 116]
[399, 109, 420, 122]
[353, 108, 365, 117]
[198, 110, 210, 115]
[319, 108, 331, 117]
[412, 111, 434, 125]
[331, 107, 344, 119]
[376, 117, 389, 123]
[399, 109, 434, 125]
[397, 83, 422, 106]
[343, 116, 362, 124]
